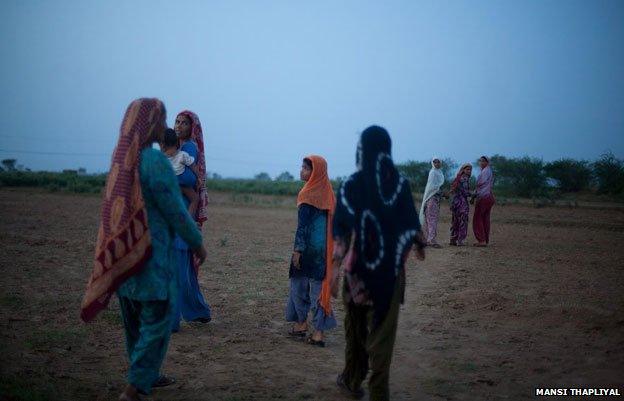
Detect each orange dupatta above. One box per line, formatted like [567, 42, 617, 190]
[296, 155, 336, 315]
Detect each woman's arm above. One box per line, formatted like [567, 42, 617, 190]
[148, 152, 204, 251]
[292, 204, 314, 268]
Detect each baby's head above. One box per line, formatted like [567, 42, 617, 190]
[162, 128, 178, 150]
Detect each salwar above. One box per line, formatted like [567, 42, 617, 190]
[473, 195, 495, 243]
[172, 248, 211, 332]
[119, 296, 173, 395]
[450, 209, 469, 244]
[285, 276, 337, 331]
[341, 273, 404, 401]
[425, 197, 440, 244]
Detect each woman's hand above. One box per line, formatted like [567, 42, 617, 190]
[193, 245, 208, 266]
[291, 251, 302, 269]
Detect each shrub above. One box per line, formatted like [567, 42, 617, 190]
[593, 152, 624, 194]
[489, 155, 547, 198]
[544, 159, 592, 192]
[396, 161, 430, 191]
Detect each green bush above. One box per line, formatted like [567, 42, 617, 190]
[489, 155, 547, 198]
[396, 161, 430, 191]
[544, 158, 592, 192]
[593, 152, 624, 195]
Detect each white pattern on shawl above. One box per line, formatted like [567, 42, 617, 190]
[419, 157, 445, 225]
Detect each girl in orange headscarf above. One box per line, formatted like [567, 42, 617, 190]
[285, 156, 337, 347]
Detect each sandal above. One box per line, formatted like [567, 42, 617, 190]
[336, 374, 365, 399]
[288, 328, 307, 338]
[153, 375, 176, 388]
[191, 317, 211, 324]
[306, 336, 325, 347]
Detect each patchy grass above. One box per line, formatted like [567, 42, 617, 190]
[0, 374, 56, 401]
[0, 294, 22, 308]
[100, 309, 122, 326]
[25, 327, 87, 351]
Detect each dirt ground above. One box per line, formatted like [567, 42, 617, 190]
[0, 188, 623, 401]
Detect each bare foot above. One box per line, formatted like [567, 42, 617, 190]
[311, 330, 323, 342]
[119, 385, 141, 401]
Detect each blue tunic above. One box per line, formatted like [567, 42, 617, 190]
[289, 203, 328, 281]
[116, 148, 203, 394]
[117, 148, 202, 300]
[285, 203, 336, 331]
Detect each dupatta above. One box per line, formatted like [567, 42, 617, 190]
[81, 98, 165, 322]
[177, 110, 208, 225]
[296, 155, 336, 315]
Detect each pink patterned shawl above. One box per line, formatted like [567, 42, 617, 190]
[81, 98, 165, 322]
[177, 110, 208, 225]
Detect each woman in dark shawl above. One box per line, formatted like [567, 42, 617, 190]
[330, 125, 425, 401]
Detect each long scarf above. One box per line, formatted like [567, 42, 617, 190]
[177, 110, 208, 225]
[81, 98, 165, 322]
[296, 155, 336, 315]
[334, 126, 421, 326]
[419, 157, 445, 225]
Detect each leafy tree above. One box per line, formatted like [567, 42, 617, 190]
[593, 152, 624, 194]
[254, 172, 272, 181]
[440, 158, 458, 182]
[488, 154, 547, 197]
[1, 159, 16, 171]
[544, 159, 591, 192]
[275, 171, 294, 182]
[396, 161, 430, 190]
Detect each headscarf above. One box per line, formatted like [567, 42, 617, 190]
[296, 155, 336, 315]
[333, 126, 421, 326]
[451, 163, 472, 192]
[177, 110, 208, 225]
[81, 98, 165, 322]
[419, 157, 445, 224]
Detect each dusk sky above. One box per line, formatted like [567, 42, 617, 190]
[0, 1, 622, 178]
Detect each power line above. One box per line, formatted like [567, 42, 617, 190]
[0, 135, 114, 144]
[0, 148, 295, 169]
[0, 148, 109, 157]
[0, 147, 355, 170]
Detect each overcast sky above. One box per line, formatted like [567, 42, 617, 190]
[0, 0, 622, 178]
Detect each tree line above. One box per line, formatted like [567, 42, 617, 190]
[2, 152, 624, 200]
[394, 152, 624, 198]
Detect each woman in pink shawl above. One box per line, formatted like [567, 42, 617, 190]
[171, 110, 212, 330]
[472, 156, 495, 246]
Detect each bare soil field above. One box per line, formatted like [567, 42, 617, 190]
[1, 188, 623, 401]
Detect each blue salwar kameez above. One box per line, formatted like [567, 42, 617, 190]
[116, 148, 203, 395]
[285, 203, 337, 331]
[171, 154, 212, 332]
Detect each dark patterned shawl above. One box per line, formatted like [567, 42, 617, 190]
[333, 125, 422, 326]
